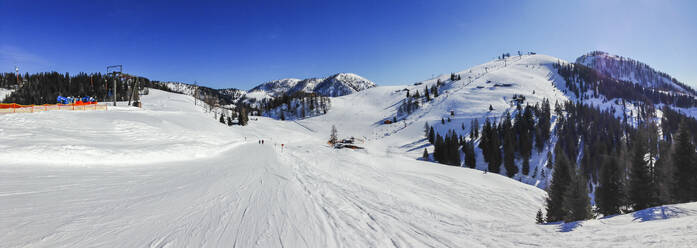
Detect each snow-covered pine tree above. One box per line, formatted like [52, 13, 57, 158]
[535, 209, 544, 224]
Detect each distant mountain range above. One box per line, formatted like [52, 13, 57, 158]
[246, 73, 376, 99]
[162, 72, 376, 107]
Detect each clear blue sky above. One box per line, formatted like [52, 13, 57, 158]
[1, 0, 696, 89]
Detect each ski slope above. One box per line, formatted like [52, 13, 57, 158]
[2, 60, 697, 247]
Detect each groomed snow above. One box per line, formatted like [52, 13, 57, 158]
[2, 55, 697, 247]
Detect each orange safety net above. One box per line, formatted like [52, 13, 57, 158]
[0, 103, 108, 114]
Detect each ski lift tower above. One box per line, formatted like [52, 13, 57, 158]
[15, 66, 20, 87]
[107, 65, 122, 106]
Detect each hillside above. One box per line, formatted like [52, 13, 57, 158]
[296, 54, 569, 188]
[2, 88, 697, 247]
[576, 51, 696, 96]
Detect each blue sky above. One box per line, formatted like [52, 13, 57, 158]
[1, 0, 696, 89]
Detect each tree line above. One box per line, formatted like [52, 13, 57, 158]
[256, 91, 330, 120]
[423, 98, 553, 177]
[555, 62, 697, 108]
[542, 101, 697, 223]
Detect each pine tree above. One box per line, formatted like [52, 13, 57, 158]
[672, 120, 697, 202]
[469, 119, 479, 139]
[521, 106, 535, 157]
[238, 108, 249, 126]
[450, 131, 461, 166]
[628, 130, 656, 210]
[424, 123, 430, 139]
[503, 125, 517, 177]
[562, 169, 592, 222]
[545, 150, 572, 222]
[428, 126, 435, 144]
[655, 140, 675, 204]
[463, 141, 476, 168]
[595, 156, 624, 216]
[425, 86, 431, 101]
[434, 134, 444, 163]
[489, 105, 494, 111]
[503, 113, 517, 177]
[522, 159, 530, 176]
[535, 125, 545, 153]
[489, 122, 502, 173]
[536, 209, 545, 224]
[536, 99, 552, 152]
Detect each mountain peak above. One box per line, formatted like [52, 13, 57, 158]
[576, 51, 695, 96]
[246, 73, 376, 99]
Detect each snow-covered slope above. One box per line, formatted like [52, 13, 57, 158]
[576, 51, 695, 96]
[2, 88, 696, 247]
[298, 54, 570, 188]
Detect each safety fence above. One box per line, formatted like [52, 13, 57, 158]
[0, 102, 108, 114]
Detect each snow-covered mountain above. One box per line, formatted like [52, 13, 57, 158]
[313, 73, 377, 97]
[2, 52, 697, 247]
[3, 78, 697, 247]
[156, 73, 374, 109]
[247, 73, 376, 99]
[248, 78, 303, 98]
[576, 51, 696, 96]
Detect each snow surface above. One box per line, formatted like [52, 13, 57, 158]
[2, 55, 697, 247]
[0, 87, 15, 102]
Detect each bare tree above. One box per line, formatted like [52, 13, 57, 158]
[329, 125, 338, 145]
